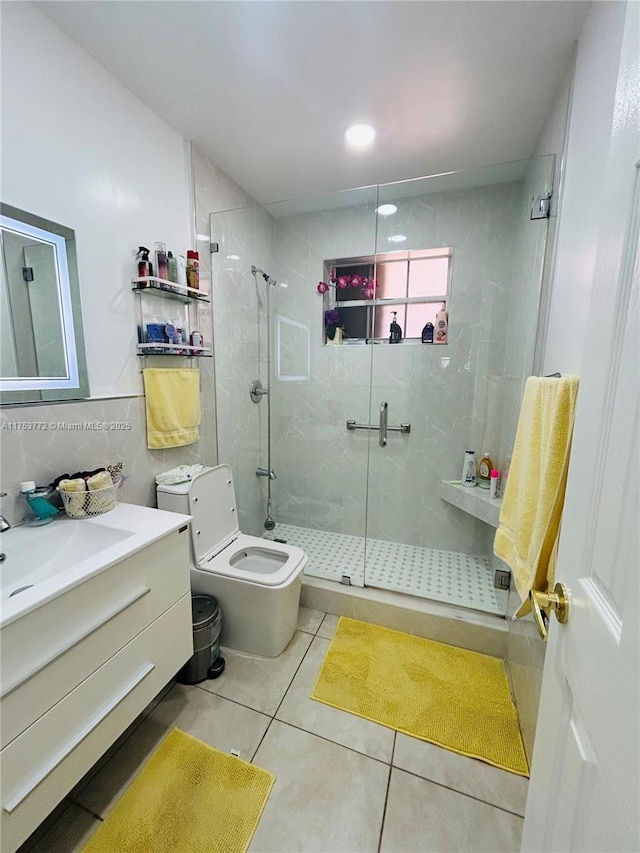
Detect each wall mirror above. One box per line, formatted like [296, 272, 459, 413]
[0, 204, 89, 403]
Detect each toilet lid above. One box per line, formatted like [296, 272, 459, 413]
[188, 465, 240, 562]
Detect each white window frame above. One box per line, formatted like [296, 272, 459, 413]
[325, 247, 453, 343]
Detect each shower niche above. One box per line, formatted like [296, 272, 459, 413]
[209, 154, 554, 618]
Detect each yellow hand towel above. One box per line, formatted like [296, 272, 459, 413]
[493, 376, 579, 617]
[143, 368, 201, 450]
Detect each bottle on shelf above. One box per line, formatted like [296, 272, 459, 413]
[421, 321, 434, 343]
[477, 452, 494, 489]
[434, 303, 448, 344]
[190, 331, 204, 354]
[177, 255, 187, 286]
[167, 251, 178, 283]
[135, 246, 153, 282]
[461, 450, 477, 488]
[154, 242, 168, 282]
[186, 250, 200, 290]
[389, 311, 402, 343]
[490, 469, 500, 499]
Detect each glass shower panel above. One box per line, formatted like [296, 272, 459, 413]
[209, 203, 275, 540]
[364, 157, 555, 615]
[258, 186, 379, 586]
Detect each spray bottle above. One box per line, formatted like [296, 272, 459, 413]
[135, 247, 153, 283]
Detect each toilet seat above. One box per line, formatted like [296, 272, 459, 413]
[173, 465, 306, 588]
[197, 533, 306, 587]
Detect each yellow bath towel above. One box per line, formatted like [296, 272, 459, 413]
[143, 368, 201, 449]
[494, 376, 579, 617]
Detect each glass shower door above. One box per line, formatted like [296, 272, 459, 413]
[364, 158, 555, 615]
[259, 186, 379, 586]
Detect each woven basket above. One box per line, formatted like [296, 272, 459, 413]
[58, 483, 118, 519]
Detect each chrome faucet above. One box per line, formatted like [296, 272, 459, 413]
[255, 467, 277, 480]
[0, 493, 11, 531]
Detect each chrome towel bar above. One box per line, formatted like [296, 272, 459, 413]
[346, 419, 411, 438]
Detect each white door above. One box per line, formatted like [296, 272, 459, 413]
[522, 5, 639, 852]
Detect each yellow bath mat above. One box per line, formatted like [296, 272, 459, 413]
[82, 729, 275, 853]
[312, 617, 529, 777]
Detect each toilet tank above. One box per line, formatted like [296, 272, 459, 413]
[156, 479, 193, 514]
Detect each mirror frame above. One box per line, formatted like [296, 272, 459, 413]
[0, 203, 89, 404]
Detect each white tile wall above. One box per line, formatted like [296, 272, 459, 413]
[0, 2, 217, 526]
[0, 382, 216, 526]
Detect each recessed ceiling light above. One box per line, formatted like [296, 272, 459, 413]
[376, 204, 397, 216]
[279, 282, 289, 288]
[345, 123, 376, 147]
[226, 254, 240, 261]
[196, 233, 210, 242]
[389, 234, 407, 243]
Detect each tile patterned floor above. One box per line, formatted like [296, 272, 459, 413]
[20, 606, 525, 853]
[266, 523, 508, 616]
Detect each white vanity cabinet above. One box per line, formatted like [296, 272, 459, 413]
[0, 523, 193, 852]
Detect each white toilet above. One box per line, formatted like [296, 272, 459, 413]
[157, 464, 307, 657]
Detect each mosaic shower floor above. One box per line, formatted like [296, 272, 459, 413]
[265, 523, 507, 616]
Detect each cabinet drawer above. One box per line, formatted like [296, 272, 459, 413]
[0, 592, 192, 853]
[1, 529, 190, 747]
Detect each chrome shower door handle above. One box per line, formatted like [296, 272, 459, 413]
[379, 402, 388, 447]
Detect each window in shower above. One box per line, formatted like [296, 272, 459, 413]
[325, 247, 452, 342]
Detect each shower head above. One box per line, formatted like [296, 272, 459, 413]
[251, 265, 277, 287]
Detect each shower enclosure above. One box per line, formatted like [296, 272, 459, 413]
[209, 156, 554, 618]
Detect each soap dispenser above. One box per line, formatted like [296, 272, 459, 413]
[389, 312, 402, 344]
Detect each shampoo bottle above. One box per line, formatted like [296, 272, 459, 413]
[389, 311, 402, 343]
[434, 303, 448, 344]
[461, 451, 477, 487]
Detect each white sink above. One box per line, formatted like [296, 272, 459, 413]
[0, 521, 134, 602]
[0, 503, 192, 626]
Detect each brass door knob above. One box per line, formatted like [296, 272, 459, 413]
[529, 582, 570, 641]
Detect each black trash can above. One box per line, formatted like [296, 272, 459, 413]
[177, 595, 225, 684]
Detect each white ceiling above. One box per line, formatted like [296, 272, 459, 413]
[38, 1, 589, 205]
